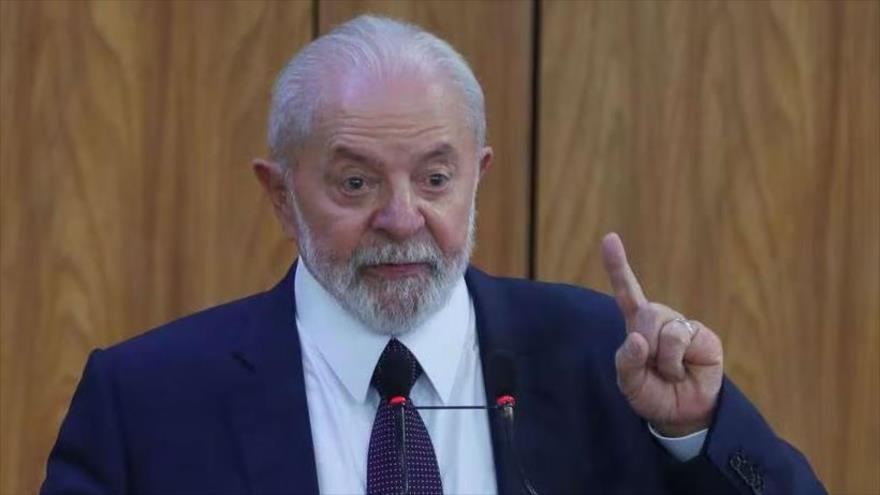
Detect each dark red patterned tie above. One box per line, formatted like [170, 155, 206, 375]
[367, 339, 443, 495]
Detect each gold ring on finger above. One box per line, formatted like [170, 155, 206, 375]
[660, 317, 698, 339]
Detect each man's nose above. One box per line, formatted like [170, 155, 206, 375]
[371, 187, 426, 240]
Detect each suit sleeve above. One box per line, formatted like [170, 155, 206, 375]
[41, 349, 129, 494]
[667, 377, 827, 495]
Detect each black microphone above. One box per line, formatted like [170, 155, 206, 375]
[488, 351, 539, 495]
[381, 350, 412, 495]
[488, 351, 517, 422]
[381, 350, 537, 495]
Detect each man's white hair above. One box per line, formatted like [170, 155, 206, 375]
[268, 14, 486, 167]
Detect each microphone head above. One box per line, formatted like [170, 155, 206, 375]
[378, 349, 412, 399]
[488, 351, 517, 398]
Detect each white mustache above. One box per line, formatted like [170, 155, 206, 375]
[351, 240, 444, 270]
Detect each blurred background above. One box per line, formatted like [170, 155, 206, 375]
[1, 0, 877, 493]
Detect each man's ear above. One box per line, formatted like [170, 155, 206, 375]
[478, 146, 493, 181]
[252, 158, 298, 240]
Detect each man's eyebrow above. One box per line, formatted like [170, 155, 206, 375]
[418, 142, 459, 163]
[327, 145, 381, 167]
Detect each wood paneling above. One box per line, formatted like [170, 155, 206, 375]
[320, 0, 533, 278]
[536, 1, 879, 494]
[3, 0, 877, 493]
[0, 1, 310, 492]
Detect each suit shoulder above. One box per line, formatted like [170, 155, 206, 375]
[472, 270, 621, 323]
[99, 290, 268, 366]
[466, 267, 626, 352]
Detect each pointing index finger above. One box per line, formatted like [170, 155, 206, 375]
[601, 232, 648, 322]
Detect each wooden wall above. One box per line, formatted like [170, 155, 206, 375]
[0, 1, 311, 491]
[537, 2, 879, 493]
[1, 1, 877, 494]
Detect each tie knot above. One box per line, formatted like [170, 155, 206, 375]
[371, 339, 422, 399]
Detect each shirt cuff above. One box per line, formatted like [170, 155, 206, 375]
[648, 424, 708, 462]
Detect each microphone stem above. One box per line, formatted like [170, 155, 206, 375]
[398, 403, 409, 495]
[501, 404, 538, 495]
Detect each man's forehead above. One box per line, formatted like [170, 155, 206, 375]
[307, 69, 473, 150]
[322, 69, 454, 117]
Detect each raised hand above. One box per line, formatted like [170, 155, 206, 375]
[601, 233, 724, 437]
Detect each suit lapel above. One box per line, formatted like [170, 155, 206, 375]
[466, 267, 533, 495]
[224, 263, 320, 494]
[221, 264, 550, 494]
[467, 267, 580, 495]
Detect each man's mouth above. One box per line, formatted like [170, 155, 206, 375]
[363, 262, 430, 279]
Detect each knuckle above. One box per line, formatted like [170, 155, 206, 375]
[648, 302, 667, 315]
[675, 325, 692, 345]
[660, 323, 689, 347]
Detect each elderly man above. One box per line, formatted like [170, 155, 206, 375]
[43, 15, 823, 495]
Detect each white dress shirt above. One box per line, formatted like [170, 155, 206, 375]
[293, 261, 706, 495]
[295, 261, 496, 494]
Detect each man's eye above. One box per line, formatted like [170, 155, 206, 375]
[427, 173, 450, 188]
[342, 177, 366, 192]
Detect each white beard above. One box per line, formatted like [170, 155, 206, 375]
[292, 196, 476, 336]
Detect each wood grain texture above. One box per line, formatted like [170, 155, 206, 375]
[537, 1, 879, 494]
[0, 1, 310, 492]
[3, 0, 877, 493]
[320, 0, 533, 278]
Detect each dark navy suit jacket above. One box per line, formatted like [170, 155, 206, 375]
[42, 265, 825, 494]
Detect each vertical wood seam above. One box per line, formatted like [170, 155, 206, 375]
[528, 0, 542, 281]
[312, 0, 320, 38]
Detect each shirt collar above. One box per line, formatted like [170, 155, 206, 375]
[294, 259, 471, 405]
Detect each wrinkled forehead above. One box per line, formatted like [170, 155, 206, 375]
[334, 71, 448, 117]
[309, 68, 475, 149]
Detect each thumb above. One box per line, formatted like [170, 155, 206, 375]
[615, 332, 649, 400]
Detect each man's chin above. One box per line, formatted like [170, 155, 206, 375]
[357, 297, 425, 336]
